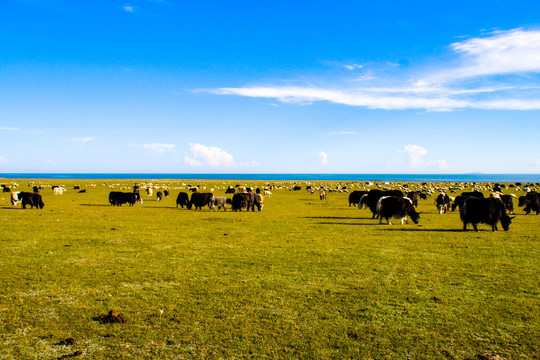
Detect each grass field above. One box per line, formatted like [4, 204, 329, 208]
[0, 179, 538, 359]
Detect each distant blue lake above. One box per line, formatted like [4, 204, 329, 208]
[1, 173, 539, 182]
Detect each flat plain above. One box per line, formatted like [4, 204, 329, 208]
[0, 179, 538, 359]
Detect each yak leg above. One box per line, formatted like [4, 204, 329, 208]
[472, 223, 478, 232]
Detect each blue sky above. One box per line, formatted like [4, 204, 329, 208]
[1, 0, 540, 174]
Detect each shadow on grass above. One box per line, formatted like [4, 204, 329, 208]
[0, 206, 23, 210]
[315, 222, 380, 226]
[305, 216, 376, 220]
[79, 203, 176, 208]
[374, 227, 467, 232]
[143, 206, 183, 210]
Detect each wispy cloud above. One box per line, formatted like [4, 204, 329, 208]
[71, 137, 95, 144]
[344, 63, 363, 70]
[0, 127, 20, 131]
[143, 143, 176, 153]
[0, 156, 8, 165]
[437, 159, 449, 169]
[448, 28, 540, 80]
[319, 151, 328, 166]
[213, 86, 469, 111]
[330, 131, 356, 135]
[184, 143, 235, 167]
[123, 5, 134, 12]
[211, 28, 540, 112]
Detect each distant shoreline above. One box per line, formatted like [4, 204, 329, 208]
[1, 173, 539, 182]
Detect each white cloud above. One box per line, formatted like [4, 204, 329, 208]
[0, 127, 20, 131]
[143, 143, 176, 153]
[399, 145, 427, 168]
[535, 159, 540, 166]
[184, 157, 203, 167]
[71, 137, 95, 144]
[344, 64, 363, 70]
[437, 159, 450, 169]
[184, 143, 235, 167]
[213, 86, 468, 111]
[449, 28, 540, 79]
[0, 156, 8, 165]
[210, 28, 540, 112]
[319, 151, 328, 166]
[123, 5, 134, 12]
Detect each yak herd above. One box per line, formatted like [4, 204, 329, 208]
[3, 181, 539, 232]
[108, 188, 264, 212]
[348, 188, 539, 232]
[108, 183, 540, 232]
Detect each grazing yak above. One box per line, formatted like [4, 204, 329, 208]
[376, 196, 420, 225]
[359, 189, 404, 219]
[406, 191, 426, 207]
[156, 191, 163, 201]
[209, 196, 232, 211]
[348, 190, 368, 207]
[460, 197, 514, 231]
[518, 192, 540, 215]
[176, 192, 190, 208]
[53, 187, 66, 195]
[108, 191, 138, 206]
[187, 192, 213, 210]
[18, 192, 45, 209]
[11, 191, 21, 206]
[435, 193, 451, 214]
[255, 193, 264, 210]
[232, 192, 262, 211]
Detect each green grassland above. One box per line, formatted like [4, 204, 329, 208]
[0, 179, 538, 359]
